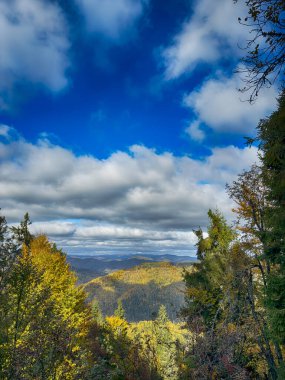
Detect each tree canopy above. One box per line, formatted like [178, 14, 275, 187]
[235, 0, 285, 101]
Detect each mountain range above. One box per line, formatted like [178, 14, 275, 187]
[67, 253, 196, 284]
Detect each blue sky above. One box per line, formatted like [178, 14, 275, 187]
[0, 0, 277, 255]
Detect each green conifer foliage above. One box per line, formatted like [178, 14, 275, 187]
[256, 91, 285, 345]
[184, 209, 236, 327]
[156, 305, 169, 325]
[114, 299, 126, 320]
[91, 298, 104, 325]
[10, 212, 33, 248]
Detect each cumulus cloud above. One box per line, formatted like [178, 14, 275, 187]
[31, 221, 76, 237]
[0, 0, 70, 110]
[29, 221, 203, 255]
[162, 0, 247, 79]
[72, 225, 198, 255]
[183, 72, 278, 138]
[75, 0, 147, 41]
[185, 120, 205, 142]
[1, 126, 259, 254]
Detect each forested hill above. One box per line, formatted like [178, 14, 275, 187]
[67, 254, 197, 284]
[83, 262, 191, 322]
[67, 254, 196, 284]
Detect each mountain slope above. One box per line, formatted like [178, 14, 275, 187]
[83, 262, 192, 322]
[67, 254, 196, 284]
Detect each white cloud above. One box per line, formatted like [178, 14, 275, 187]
[0, 125, 10, 138]
[185, 120, 205, 142]
[75, 0, 147, 41]
[183, 72, 277, 136]
[1, 126, 259, 254]
[161, 0, 277, 139]
[0, 0, 70, 109]
[31, 221, 76, 237]
[162, 0, 248, 79]
[75, 224, 196, 243]
[68, 224, 198, 255]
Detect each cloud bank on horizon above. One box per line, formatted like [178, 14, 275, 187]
[0, 0, 276, 255]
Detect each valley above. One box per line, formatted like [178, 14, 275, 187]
[68, 257, 194, 322]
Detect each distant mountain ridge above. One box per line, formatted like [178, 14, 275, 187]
[83, 261, 193, 322]
[67, 253, 196, 284]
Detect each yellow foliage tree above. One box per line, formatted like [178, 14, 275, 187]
[1, 235, 91, 380]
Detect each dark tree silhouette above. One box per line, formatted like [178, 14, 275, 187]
[234, 0, 285, 101]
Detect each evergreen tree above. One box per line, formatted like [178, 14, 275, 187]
[114, 299, 125, 320]
[91, 298, 104, 325]
[0, 212, 17, 291]
[183, 209, 236, 327]
[155, 305, 179, 379]
[256, 91, 285, 346]
[10, 212, 33, 248]
[156, 305, 168, 325]
[182, 210, 270, 378]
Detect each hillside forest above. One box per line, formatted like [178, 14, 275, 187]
[1, 0, 285, 379]
[83, 261, 189, 322]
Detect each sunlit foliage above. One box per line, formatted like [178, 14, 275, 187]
[0, 219, 91, 379]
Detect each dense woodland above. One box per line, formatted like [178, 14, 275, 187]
[1, 0, 285, 378]
[84, 262, 188, 322]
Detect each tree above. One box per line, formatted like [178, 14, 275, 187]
[0, 213, 17, 291]
[0, 232, 92, 379]
[154, 305, 180, 380]
[232, 2, 285, 371]
[114, 299, 126, 320]
[156, 305, 168, 325]
[183, 210, 236, 328]
[234, 0, 285, 101]
[0, 213, 33, 378]
[255, 91, 285, 349]
[226, 164, 271, 278]
[182, 209, 282, 378]
[91, 298, 104, 325]
[226, 164, 284, 378]
[10, 212, 33, 248]
[226, 164, 267, 238]
[226, 94, 285, 376]
[103, 315, 149, 379]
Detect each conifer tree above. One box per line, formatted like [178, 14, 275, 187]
[256, 91, 285, 347]
[114, 299, 125, 320]
[10, 212, 33, 248]
[156, 305, 168, 325]
[182, 210, 270, 378]
[91, 298, 104, 325]
[184, 209, 236, 327]
[0, 213, 17, 291]
[152, 304, 179, 379]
